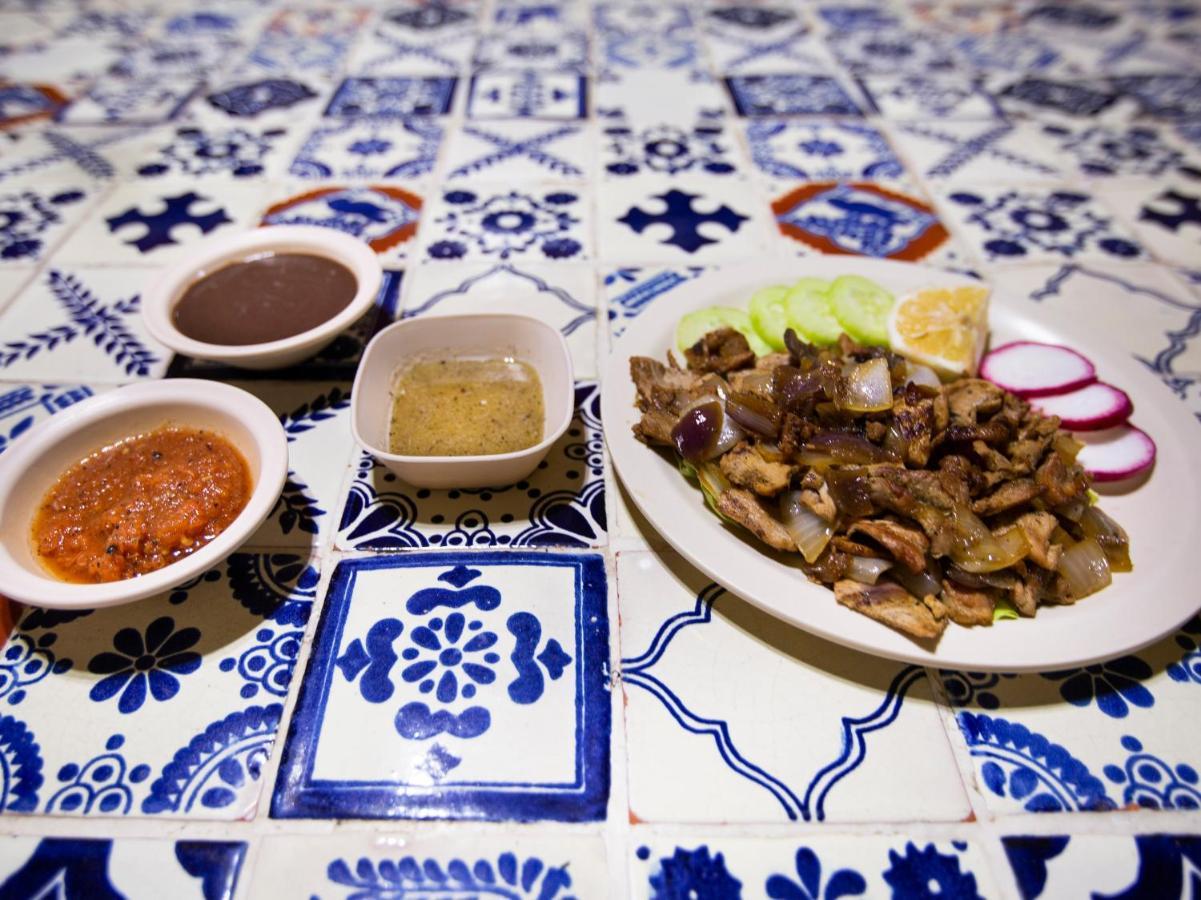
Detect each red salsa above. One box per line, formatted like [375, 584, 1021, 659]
[32, 426, 252, 583]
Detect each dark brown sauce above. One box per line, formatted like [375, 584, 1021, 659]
[172, 252, 358, 346]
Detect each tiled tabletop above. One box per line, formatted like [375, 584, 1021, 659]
[2, 0, 1201, 897]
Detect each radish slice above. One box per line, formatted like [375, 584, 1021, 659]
[1030, 382, 1133, 431]
[978, 341, 1097, 397]
[1076, 424, 1156, 483]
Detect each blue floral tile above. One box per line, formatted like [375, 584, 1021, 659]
[0, 180, 93, 266]
[261, 185, 423, 264]
[887, 120, 1064, 185]
[167, 269, 402, 382]
[473, 25, 590, 72]
[402, 261, 597, 375]
[600, 112, 742, 179]
[594, 3, 699, 72]
[0, 382, 98, 456]
[109, 34, 242, 82]
[236, 8, 368, 78]
[940, 614, 1201, 816]
[0, 267, 171, 382]
[271, 551, 610, 821]
[346, 3, 479, 76]
[250, 834, 608, 897]
[325, 77, 458, 118]
[128, 124, 296, 181]
[0, 837, 246, 899]
[603, 265, 706, 340]
[59, 77, 200, 126]
[441, 121, 592, 182]
[51, 179, 264, 267]
[598, 175, 773, 264]
[629, 835, 997, 898]
[745, 120, 906, 186]
[701, 6, 833, 76]
[467, 72, 587, 119]
[336, 381, 604, 551]
[289, 118, 443, 181]
[1036, 122, 1195, 179]
[0, 552, 317, 819]
[857, 74, 1003, 121]
[826, 28, 962, 76]
[419, 185, 591, 263]
[1002, 834, 1201, 900]
[725, 74, 866, 118]
[617, 550, 971, 823]
[937, 185, 1146, 264]
[954, 31, 1064, 73]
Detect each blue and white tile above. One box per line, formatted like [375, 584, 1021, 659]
[271, 551, 610, 821]
[936, 185, 1147, 265]
[1112, 74, 1201, 122]
[1001, 834, 1201, 900]
[496, 1, 589, 30]
[419, 184, 591, 263]
[261, 185, 424, 265]
[744, 120, 907, 188]
[336, 381, 605, 552]
[288, 118, 443, 182]
[594, 3, 699, 72]
[617, 550, 971, 823]
[602, 265, 707, 342]
[128, 123, 298, 181]
[1063, 30, 1201, 77]
[825, 28, 962, 77]
[987, 74, 1137, 124]
[0, 382, 100, 455]
[0, 179, 96, 267]
[0, 552, 317, 819]
[473, 26, 589, 73]
[1019, 2, 1131, 41]
[594, 69, 726, 129]
[466, 72, 586, 120]
[441, 120, 592, 183]
[600, 113, 743, 179]
[812, 4, 908, 34]
[0, 270, 30, 317]
[151, 8, 267, 44]
[857, 74, 1003, 121]
[108, 34, 242, 82]
[954, 31, 1065, 74]
[235, 7, 369, 79]
[186, 75, 332, 130]
[1036, 122, 1198, 180]
[326, 76, 459, 118]
[907, 1, 1020, 35]
[402, 260, 597, 375]
[629, 835, 997, 899]
[0, 83, 69, 131]
[940, 614, 1201, 815]
[0, 267, 171, 382]
[250, 834, 609, 898]
[724, 74, 867, 118]
[887, 120, 1064, 185]
[0, 37, 120, 87]
[0, 125, 152, 186]
[345, 11, 477, 77]
[700, 8, 835, 76]
[1094, 167, 1201, 268]
[60, 78, 200, 126]
[52, 179, 263, 268]
[598, 175, 774, 265]
[0, 837, 246, 899]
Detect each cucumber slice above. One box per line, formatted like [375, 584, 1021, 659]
[676, 306, 772, 356]
[749, 285, 791, 351]
[784, 278, 840, 346]
[830, 275, 894, 346]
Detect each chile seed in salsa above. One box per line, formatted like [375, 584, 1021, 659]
[32, 426, 252, 583]
[172, 252, 357, 346]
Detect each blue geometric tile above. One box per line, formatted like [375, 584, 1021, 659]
[814, 5, 905, 33]
[289, 118, 442, 180]
[989, 75, 1130, 121]
[744, 120, 904, 183]
[725, 75, 865, 118]
[442, 122, 590, 181]
[594, 3, 698, 71]
[200, 77, 327, 122]
[238, 8, 367, 78]
[336, 380, 604, 551]
[603, 266, 706, 339]
[954, 31, 1063, 73]
[857, 74, 1003, 121]
[0, 183, 91, 264]
[467, 72, 587, 119]
[0, 553, 318, 819]
[60, 78, 199, 125]
[0, 837, 246, 899]
[109, 35, 241, 81]
[271, 551, 610, 821]
[421, 186, 589, 262]
[347, 9, 478, 76]
[473, 26, 590, 72]
[0, 382, 97, 456]
[826, 28, 962, 76]
[888, 120, 1063, 184]
[601, 112, 740, 177]
[702, 21, 834, 76]
[326, 77, 458, 118]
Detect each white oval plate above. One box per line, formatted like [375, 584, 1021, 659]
[602, 258, 1201, 672]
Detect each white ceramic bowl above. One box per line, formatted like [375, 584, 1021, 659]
[0, 380, 288, 610]
[141, 225, 383, 370]
[352, 314, 574, 489]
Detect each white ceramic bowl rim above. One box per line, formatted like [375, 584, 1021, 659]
[0, 380, 288, 609]
[141, 225, 383, 360]
[352, 313, 575, 463]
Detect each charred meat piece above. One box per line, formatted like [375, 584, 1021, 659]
[848, 519, 930, 573]
[946, 379, 1004, 424]
[1015, 511, 1062, 570]
[972, 478, 1041, 517]
[684, 328, 756, 374]
[835, 580, 948, 639]
[720, 442, 795, 496]
[940, 579, 995, 627]
[715, 488, 796, 551]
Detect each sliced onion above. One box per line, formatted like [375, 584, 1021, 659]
[671, 398, 744, 461]
[835, 357, 893, 413]
[847, 555, 892, 585]
[695, 460, 730, 500]
[883, 424, 910, 460]
[891, 566, 942, 599]
[1056, 537, 1111, 599]
[904, 361, 942, 390]
[1079, 506, 1131, 572]
[773, 366, 824, 409]
[726, 391, 780, 438]
[780, 491, 833, 563]
[807, 431, 896, 464]
[951, 523, 1030, 574]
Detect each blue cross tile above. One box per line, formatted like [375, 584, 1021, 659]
[0, 837, 246, 899]
[60, 78, 200, 126]
[467, 72, 588, 119]
[887, 120, 1064, 185]
[344, 2, 479, 76]
[325, 77, 458, 118]
[271, 551, 610, 821]
[700, 5, 834, 76]
[724, 75, 866, 118]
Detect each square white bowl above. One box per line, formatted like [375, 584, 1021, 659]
[351, 314, 574, 489]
